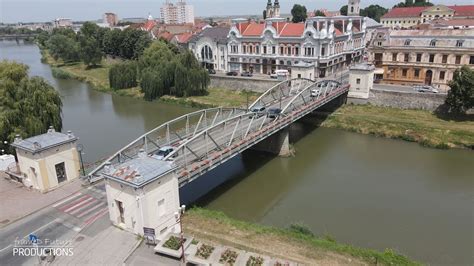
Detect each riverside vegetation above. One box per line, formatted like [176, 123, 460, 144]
[184, 208, 419, 265]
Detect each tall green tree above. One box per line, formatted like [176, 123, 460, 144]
[360, 5, 388, 22]
[314, 10, 326, 17]
[0, 61, 62, 154]
[78, 22, 103, 66]
[291, 4, 307, 23]
[47, 34, 80, 62]
[394, 0, 433, 8]
[109, 62, 138, 90]
[445, 66, 474, 114]
[340, 5, 348, 16]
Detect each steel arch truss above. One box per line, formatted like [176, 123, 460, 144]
[87, 107, 245, 182]
[249, 78, 314, 110]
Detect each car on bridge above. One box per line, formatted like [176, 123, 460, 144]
[226, 71, 238, 76]
[267, 108, 282, 119]
[250, 105, 266, 118]
[413, 85, 439, 93]
[153, 146, 175, 160]
[310, 89, 321, 98]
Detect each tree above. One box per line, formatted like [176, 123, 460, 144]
[445, 66, 474, 114]
[78, 22, 103, 66]
[314, 10, 326, 17]
[0, 61, 62, 154]
[263, 10, 267, 20]
[394, 0, 433, 8]
[109, 62, 138, 90]
[360, 5, 388, 22]
[47, 34, 80, 62]
[291, 4, 307, 23]
[340, 5, 348, 16]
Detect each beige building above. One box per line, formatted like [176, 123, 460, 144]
[104, 151, 181, 240]
[10, 127, 80, 192]
[53, 18, 73, 28]
[381, 5, 474, 29]
[160, 0, 194, 25]
[368, 28, 474, 92]
[103, 12, 118, 27]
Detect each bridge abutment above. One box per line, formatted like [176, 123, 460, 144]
[251, 126, 291, 157]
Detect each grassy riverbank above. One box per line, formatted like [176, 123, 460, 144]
[321, 104, 474, 150]
[184, 208, 418, 265]
[41, 48, 257, 108]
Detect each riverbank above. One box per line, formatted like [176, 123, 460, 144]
[40, 48, 258, 108]
[321, 104, 474, 150]
[184, 208, 418, 265]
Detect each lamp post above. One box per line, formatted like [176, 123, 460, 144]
[77, 144, 86, 176]
[174, 205, 186, 263]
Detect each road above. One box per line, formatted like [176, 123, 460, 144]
[0, 183, 109, 265]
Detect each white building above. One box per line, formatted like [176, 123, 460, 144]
[348, 63, 375, 99]
[53, 18, 73, 28]
[189, 27, 230, 72]
[160, 0, 195, 25]
[104, 150, 181, 240]
[10, 127, 81, 192]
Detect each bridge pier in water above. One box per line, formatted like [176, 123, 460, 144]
[250, 126, 291, 157]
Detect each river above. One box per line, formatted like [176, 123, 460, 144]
[1, 41, 473, 265]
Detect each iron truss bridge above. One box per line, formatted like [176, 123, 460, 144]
[87, 78, 349, 185]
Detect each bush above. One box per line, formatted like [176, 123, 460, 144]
[289, 223, 314, 237]
[51, 67, 74, 79]
[109, 62, 137, 90]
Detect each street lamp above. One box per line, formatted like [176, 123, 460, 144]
[174, 205, 186, 263]
[77, 144, 86, 176]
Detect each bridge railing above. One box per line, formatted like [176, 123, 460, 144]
[87, 107, 246, 182]
[282, 80, 341, 114]
[249, 78, 314, 110]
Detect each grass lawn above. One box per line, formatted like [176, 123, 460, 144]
[321, 104, 474, 149]
[184, 208, 418, 266]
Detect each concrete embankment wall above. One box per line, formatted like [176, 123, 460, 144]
[210, 76, 279, 93]
[348, 89, 446, 111]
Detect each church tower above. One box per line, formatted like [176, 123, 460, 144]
[266, 0, 274, 18]
[348, 0, 360, 16]
[274, 0, 280, 18]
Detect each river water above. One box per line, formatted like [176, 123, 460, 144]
[1, 41, 472, 265]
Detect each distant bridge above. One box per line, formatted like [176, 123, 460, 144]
[87, 78, 349, 185]
[0, 34, 37, 41]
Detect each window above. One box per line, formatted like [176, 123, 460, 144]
[158, 199, 165, 216]
[455, 55, 461, 64]
[377, 41, 382, 46]
[430, 39, 436, 47]
[321, 47, 326, 56]
[392, 53, 397, 61]
[416, 53, 422, 62]
[404, 53, 409, 62]
[402, 69, 408, 77]
[242, 46, 247, 54]
[256, 46, 260, 54]
[356, 78, 361, 84]
[442, 55, 448, 64]
[456, 40, 464, 47]
[404, 39, 411, 46]
[280, 46, 284, 54]
[272, 46, 276, 54]
[414, 69, 420, 78]
[263, 46, 267, 54]
[295, 47, 299, 55]
[470, 56, 474, 65]
[429, 54, 435, 63]
[439, 71, 445, 80]
[55, 162, 67, 183]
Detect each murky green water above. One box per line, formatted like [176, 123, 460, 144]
[2, 41, 472, 265]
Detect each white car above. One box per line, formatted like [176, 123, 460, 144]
[310, 89, 321, 97]
[413, 85, 439, 93]
[152, 146, 175, 160]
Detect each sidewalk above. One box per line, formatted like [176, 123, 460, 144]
[0, 172, 83, 227]
[51, 226, 140, 265]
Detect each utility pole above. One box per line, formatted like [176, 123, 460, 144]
[175, 205, 186, 263]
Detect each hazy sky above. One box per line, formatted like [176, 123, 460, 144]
[1, 0, 473, 23]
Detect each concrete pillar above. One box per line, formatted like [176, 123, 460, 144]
[251, 127, 290, 157]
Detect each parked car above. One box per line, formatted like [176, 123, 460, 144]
[241, 71, 253, 77]
[152, 146, 175, 160]
[413, 85, 439, 93]
[270, 73, 278, 79]
[267, 107, 282, 119]
[250, 105, 266, 118]
[208, 69, 216, 74]
[226, 71, 238, 76]
[310, 89, 321, 98]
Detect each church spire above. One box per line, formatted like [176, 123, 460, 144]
[267, 0, 272, 7]
[274, 0, 280, 8]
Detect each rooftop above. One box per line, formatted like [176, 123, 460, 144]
[382, 5, 474, 19]
[104, 154, 174, 187]
[189, 26, 230, 43]
[350, 63, 375, 71]
[12, 127, 77, 153]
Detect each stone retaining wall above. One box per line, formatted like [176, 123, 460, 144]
[210, 76, 279, 93]
[348, 89, 446, 111]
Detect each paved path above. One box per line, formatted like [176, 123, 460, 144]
[0, 173, 83, 228]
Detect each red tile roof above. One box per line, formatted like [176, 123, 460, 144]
[382, 7, 427, 18]
[279, 23, 305, 37]
[241, 23, 265, 36]
[175, 32, 194, 43]
[142, 20, 157, 31]
[157, 31, 174, 42]
[382, 5, 474, 19]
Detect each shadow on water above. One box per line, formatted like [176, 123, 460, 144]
[184, 96, 345, 208]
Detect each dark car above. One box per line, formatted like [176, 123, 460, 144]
[241, 71, 253, 77]
[226, 71, 238, 76]
[208, 69, 216, 74]
[267, 108, 282, 119]
[249, 105, 266, 118]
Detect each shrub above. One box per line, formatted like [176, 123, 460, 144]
[51, 67, 74, 79]
[289, 223, 314, 237]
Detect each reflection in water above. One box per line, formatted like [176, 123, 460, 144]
[2, 41, 473, 265]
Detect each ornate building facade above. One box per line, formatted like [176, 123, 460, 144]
[368, 28, 474, 92]
[226, 16, 366, 78]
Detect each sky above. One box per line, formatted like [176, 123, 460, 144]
[1, 0, 473, 23]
